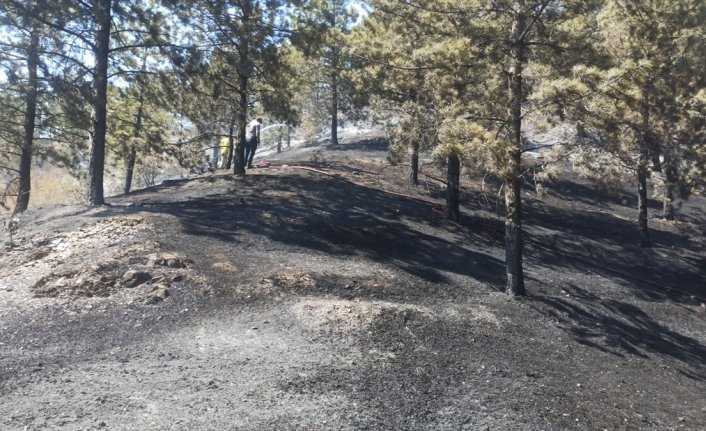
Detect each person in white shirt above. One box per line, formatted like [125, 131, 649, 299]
[244, 117, 263, 168]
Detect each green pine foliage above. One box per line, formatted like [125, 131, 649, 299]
[538, 0, 706, 235]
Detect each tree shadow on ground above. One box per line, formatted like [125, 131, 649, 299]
[105, 172, 504, 288]
[534, 177, 705, 235]
[541, 178, 640, 209]
[522, 198, 705, 302]
[110, 169, 704, 304]
[527, 283, 706, 382]
[327, 137, 388, 152]
[523, 197, 691, 248]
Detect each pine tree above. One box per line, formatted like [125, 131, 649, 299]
[0, 1, 45, 212]
[318, 0, 360, 145]
[455, 0, 599, 295]
[541, 0, 706, 244]
[108, 4, 173, 193]
[48, 0, 169, 205]
[270, 1, 362, 146]
[166, 0, 297, 175]
[107, 72, 177, 194]
[81, 0, 112, 206]
[351, 0, 467, 192]
[357, 0, 595, 295]
[649, 1, 706, 220]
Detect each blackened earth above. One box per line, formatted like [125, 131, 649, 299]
[1, 132, 705, 430]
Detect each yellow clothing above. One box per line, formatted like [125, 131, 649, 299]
[219, 138, 231, 168]
[220, 138, 230, 159]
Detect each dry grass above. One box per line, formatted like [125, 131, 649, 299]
[1, 167, 82, 215]
[29, 167, 83, 208]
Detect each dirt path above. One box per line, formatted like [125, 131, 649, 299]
[1, 132, 705, 430]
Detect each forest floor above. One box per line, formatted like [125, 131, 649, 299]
[1, 131, 705, 430]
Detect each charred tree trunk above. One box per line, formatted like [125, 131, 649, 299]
[331, 71, 339, 146]
[659, 133, 678, 222]
[226, 116, 236, 170]
[233, 1, 251, 175]
[661, 74, 678, 221]
[662, 157, 678, 221]
[637, 163, 650, 247]
[16, 29, 39, 212]
[234, 81, 248, 175]
[446, 153, 460, 221]
[86, 0, 111, 206]
[124, 88, 144, 195]
[638, 85, 652, 247]
[504, 5, 526, 296]
[124, 146, 137, 194]
[410, 65, 424, 187]
[277, 127, 282, 153]
[410, 142, 419, 186]
[328, 1, 340, 146]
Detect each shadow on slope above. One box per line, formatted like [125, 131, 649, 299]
[522, 198, 706, 302]
[328, 137, 388, 153]
[528, 283, 706, 382]
[106, 172, 504, 287]
[543, 179, 640, 209]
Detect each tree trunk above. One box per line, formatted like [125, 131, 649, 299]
[287, 124, 291, 148]
[661, 117, 678, 221]
[637, 165, 650, 247]
[331, 71, 339, 145]
[277, 127, 282, 153]
[638, 85, 652, 247]
[124, 87, 144, 194]
[662, 158, 677, 221]
[86, 0, 111, 206]
[234, 80, 248, 175]
[233, 1, 251, 175]
[16, 29, 39, 212]
[410, 142, 419, 186]
[504, 4, 526, 296]
[446, 153, 460, 221]
[226, 117, 235, 170]
[211, 139, 219, 169]
[124, 146, 137, 194]
[661, 73, 678, 221]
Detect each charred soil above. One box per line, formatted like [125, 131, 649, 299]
[1, 132, 705, 430]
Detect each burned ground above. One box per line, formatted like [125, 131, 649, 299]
[1, 132, 705, 430]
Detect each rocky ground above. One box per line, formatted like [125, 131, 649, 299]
[1, 131, 705, 430]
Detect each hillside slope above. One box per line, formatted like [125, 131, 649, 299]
[1, 132, 705, 430]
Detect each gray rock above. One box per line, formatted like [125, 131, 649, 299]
[147, 253, 188, 268]
[144, 283, 170, 304]
[122, 270, 152, 288]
